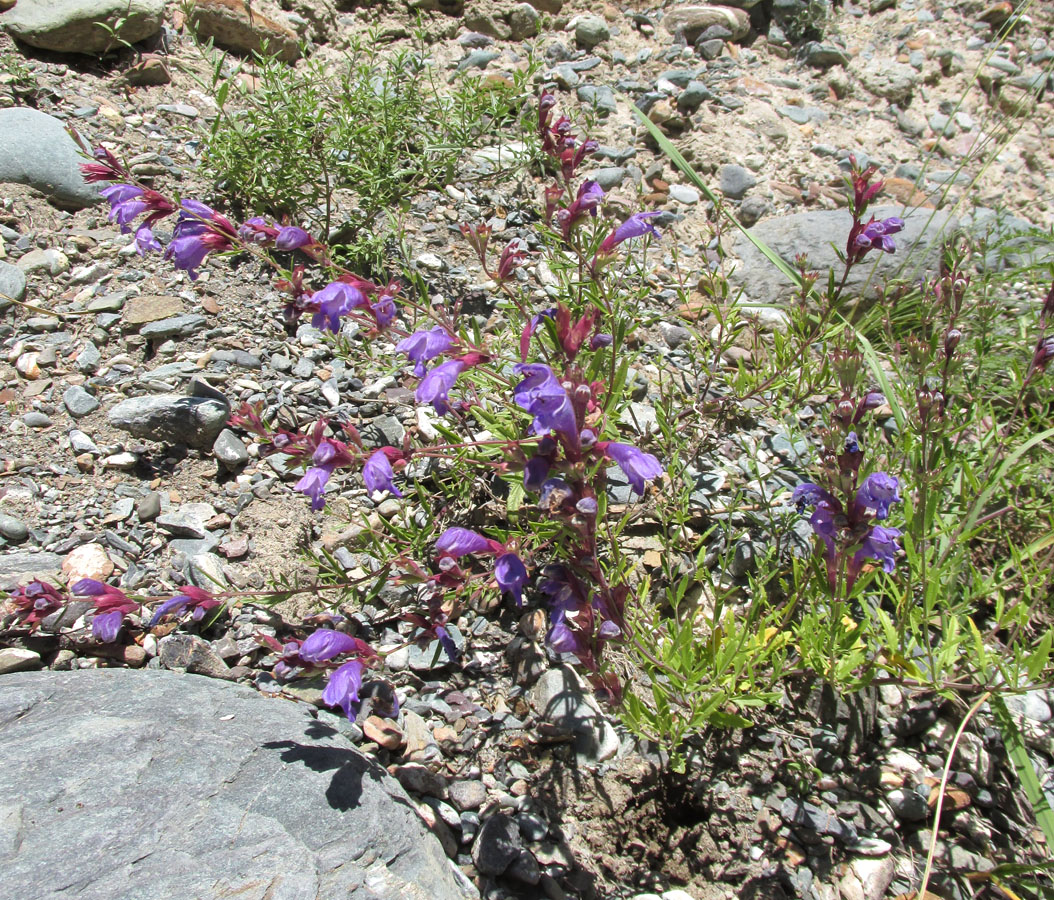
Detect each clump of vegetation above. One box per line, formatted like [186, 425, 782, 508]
[197, 37, 533, 270]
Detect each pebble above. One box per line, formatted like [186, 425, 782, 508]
[0, 648, 43, 674]
[63, 385, 100, 418]
[61, 542, 114, 583]
[0, 108, 101, 209]
[472, 813, 523, 877]
[668, 184, 700, 204]
[718, 164, 756, 199]
[0, 513, 29, 543]
[575, 16, 610, 49]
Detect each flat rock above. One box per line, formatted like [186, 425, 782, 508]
[122, 294, 186, 326]
[186, 0, 300, 62]
[0, 108, 100, 209]
[727, 205, 958, 303]
[0, 669, 472, 900]
[108, 393, 230, 449]
[1, 0, 165, 54]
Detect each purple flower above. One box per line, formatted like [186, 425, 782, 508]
[363, 450, 402, 498]
[300, 628, 362, 663]
[435, 625, 459, 662]
[852, 525, 902, 574]
[556, 180, 604, 239]
[310, 282, 366, 333]
[370, 293, 396, 328]
[512, 364, 578, 442]
[134, 223, 161, 255]
[275, 226, 313, 250]
[397, 327, 455, 377]
[792, 482, 836, 512]
[523, 454, 551, 491]
[519, 307, 557, 362]
[809, 504, 837, 559]
[495, 553, 528, 607]
[854, 217, 904, 255]
[100, 184, 147, 227]
[239, 217, 276, 245]
[296, 465, 332, 511]
[576, 497, 598, 515]
[604, 442, 663, 495]
[416, 359, 465, 415]
[590, 333, 613, 350]
[548, 611, 586, 655]
[322, 659, 365, 720]
[539, 477, 573, 509]
[436, 527, 500, 557]
[70, 579, 141, 641]
[598, 211, 662, 255]
[7, 580, 66, 629]
[165, 200, 236, 280]
[146, 585, 219, 627]
[92, 610, 125, 643]
[855, 472, 901, 520]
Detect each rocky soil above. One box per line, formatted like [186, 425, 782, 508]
[1, 1, 1053, 899]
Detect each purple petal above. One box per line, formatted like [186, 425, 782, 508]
[606, 442, 663, 495]
[92, 609, 125, 643]
[363, 450, 402, 498]
[322, 659, 365, 720]
[495, 553, 528, 607]
[275, 226, 313, 250]
[148, 595, 190, 627]
[300, 629, 361, 663]
[70, 578, 108, 597]
[435, 527, 495, 557]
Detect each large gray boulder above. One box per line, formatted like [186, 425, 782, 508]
[0, 108, 101, 210]
[0, 669, 474, 900]
[1, 0, 166, 55]
[727, 205, 959, 304]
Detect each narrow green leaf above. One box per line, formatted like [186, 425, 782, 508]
[991, 694, 1054, 848]
[633, 107, 807, 293]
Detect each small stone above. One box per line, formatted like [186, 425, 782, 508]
[508, 3, 539, 40]
[0, 261, 28, 308]
[108, 393, 230, 449]
[137, 493, 162, 522]
[0, 513, 29, 543]
[75, 342, 102, 374]
[158, 633, 235, 680]
[212, 429, 249, 471]
[449, 780, 487, 811]
[886, 787, 929, 822]
[575, 15, 609, 49]
[363, 716, 404, 750]
[472, 813, 522, 876]
[0, 648, 42, 674]
[576, 84, 617, 114]
[61, 542, 114, 583]
[63, 385, 100, 418]
[668, 184, 700, 204]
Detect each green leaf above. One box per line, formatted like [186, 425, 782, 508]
[991, 694, 1054, 849]
[633, 107, 807, 294]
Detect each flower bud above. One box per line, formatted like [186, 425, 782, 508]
[944, 328, 962, 356]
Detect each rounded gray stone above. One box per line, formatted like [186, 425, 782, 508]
[575, 15, 610, 49]
[0, 108, 101, 209]
[0, 260, 27, 308]
[0, 512, 29, 543]
[1, 0, 165, 54]
[108, 394, 230, 448]
[212, 428, 249, 471]
[0, 669, 472, 900]
[63, 385, 100, 418]
[718, 164, 757, 199]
